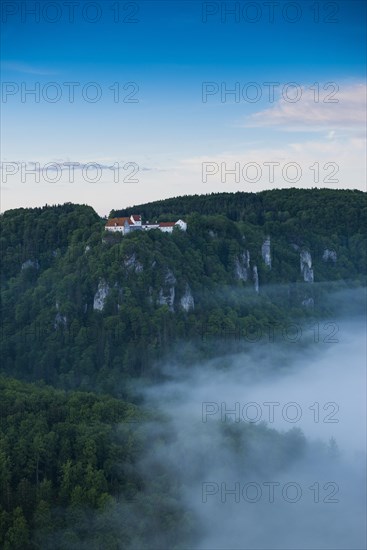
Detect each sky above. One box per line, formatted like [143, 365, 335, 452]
[1, 0, 366, 216]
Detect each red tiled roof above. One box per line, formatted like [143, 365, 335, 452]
[105, 217, 132, 227]
[106, 216, 183, 228]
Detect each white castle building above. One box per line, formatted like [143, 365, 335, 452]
[105, 214, 187, 235]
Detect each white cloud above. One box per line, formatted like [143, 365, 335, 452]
[2, 134, 365, 216]
[244, 83, 366, 131]
[178, 134, 366, 192]
[2, 81, 366, 215]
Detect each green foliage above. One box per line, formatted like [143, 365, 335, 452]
[1, 191, 366, 392]
[0, 376, 142, 548]
[0, 203, 101, 281]
[112, 187, 366, 236]
[1, 190, 363, 547]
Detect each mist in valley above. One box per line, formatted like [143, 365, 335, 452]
[130, 289, 366, 549]
[38, 289, 366, 549]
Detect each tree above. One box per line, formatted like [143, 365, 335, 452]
[327, 437, 340, 460]
[4, 507, 30, 550]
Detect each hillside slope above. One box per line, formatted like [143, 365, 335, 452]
[1, 189, 366, 392]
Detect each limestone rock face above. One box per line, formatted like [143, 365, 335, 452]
[261, 237, 271, 268]
[21, 259, 39, 270]
[300, 250, 314, 283]
[54, 301, 67, 328]
[158, 287, 175, 311]
[322, 249, 337, 263]
[234, 251, 250, 281]
[54, 312, 67, 329]
[124, 253, 143, 273]
[93, 280, 110, 311]
[253, 265, 259, 293]
[180, 285, 194, 312]
[244, 250, 250, 268]
[158, 270, 176, 311]
[164, 270, 176, 286]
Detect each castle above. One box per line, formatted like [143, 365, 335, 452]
[105, 214, 187, 235]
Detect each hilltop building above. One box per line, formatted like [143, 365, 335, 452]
[105, 214, 187, 235]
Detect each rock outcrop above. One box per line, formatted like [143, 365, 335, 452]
[322, 249, 337, 263]
[54, 301, 67, 328]
[300, 250, 314, 283]
[93, 280, 110, 311]
[158, 270, 176, 311]
[261, 237, 271, 268]
[180, 284, 194, 312]
[21, 259, 39, 270]
[234, 251, 250, 281]
[302, 297, 314, 308]
[124, 253, 143, 273]
[253, 265, 259, 293]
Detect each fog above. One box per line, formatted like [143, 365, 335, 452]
[147, 316, 366, 456]
[133, 307, 366, 549]
[40, 290, 366, 549]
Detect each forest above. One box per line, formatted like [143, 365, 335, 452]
[0, 188, 366, 547]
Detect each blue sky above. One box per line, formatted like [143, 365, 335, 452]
[1, 0, 366, 215]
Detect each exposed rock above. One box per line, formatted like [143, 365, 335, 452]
[234, 251, 250, 281]
[54, 301, 67, 328]
[180, 285, 194, 312]
[234, 259, 247, 281]
[261, 236, 271, 268]
[158, 270, 176, 311]
[158, 287, 175, 311]
[322, 249, 337, 263]
[244, 250, 250, 268]
[54, 312, 67, 329]
[253, 265, 259, 293]
[93, 280, 110, 311]
[21, 259, 39, 270]
[291, 243, 300, 251]
[302, 297, 314, 308]
[124, 253, 143, 273]
[85, 245, 91, 253]
[164, 269, 176, 286]
[300, 250, 314, 283]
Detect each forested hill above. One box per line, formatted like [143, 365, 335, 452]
[111, 188, 365, 236]
[1, 188, 366, 392]
[0, 189, 366, 548]
[0, 203, 100, 281]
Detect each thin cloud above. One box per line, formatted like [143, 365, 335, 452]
[1, 61, 58, 76]
[0, 161, 132, 172]
[179, 134, 366, 191]
[244, 83, 366, 131]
